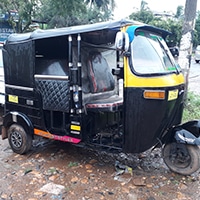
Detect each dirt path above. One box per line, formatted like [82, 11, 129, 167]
[0, 135, 199, 200]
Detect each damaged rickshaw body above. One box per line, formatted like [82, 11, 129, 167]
[1, 19, 200, 175]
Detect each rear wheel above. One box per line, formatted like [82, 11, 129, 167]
[8, 124, 32, 154]
[163, 143, 200, 175]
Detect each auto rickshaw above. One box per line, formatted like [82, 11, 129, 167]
[1, 19, 200, 175]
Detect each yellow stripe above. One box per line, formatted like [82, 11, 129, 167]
[70, 125, 81, 131]
[124, 61, 185, 87]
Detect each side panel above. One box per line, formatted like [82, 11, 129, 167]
[5, 88, 44, 129]
[123, 86, 184, 153]
[2, 111, 34, 139]
[3, 40, 45, 129]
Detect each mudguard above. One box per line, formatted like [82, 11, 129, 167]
[174, 120, 200, 145]
[2, 111, 34, 139]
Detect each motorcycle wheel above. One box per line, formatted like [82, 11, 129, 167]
[163, 142, 200, 175]
[8, 124, 32, 155]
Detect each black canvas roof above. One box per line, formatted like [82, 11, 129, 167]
[6, 19, 170, 44]
[6, 19, 138, 43]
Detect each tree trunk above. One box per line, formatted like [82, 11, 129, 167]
[179, 0, 197, 95]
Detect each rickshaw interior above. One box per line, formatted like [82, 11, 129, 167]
[33, 29, 123, 147]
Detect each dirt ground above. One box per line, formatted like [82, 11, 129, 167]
[0, 106, 200, 200]
[0, 60, 200, 200]
[0, 136, 200, 200]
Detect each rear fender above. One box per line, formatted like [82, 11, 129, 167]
[174, 120, 200, 145]
[181, 120, 200, 136]
[2, 111, 34, 139]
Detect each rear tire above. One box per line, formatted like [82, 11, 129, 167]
[163, 143, 200, 175]
[8, 124, 32, 154]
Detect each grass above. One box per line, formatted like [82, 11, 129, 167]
[67, 161, 79, 167]
[182, 91, 200, 122]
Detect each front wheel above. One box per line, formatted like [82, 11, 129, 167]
[163, 143, 200, 175]
[8, 124, 32, 154]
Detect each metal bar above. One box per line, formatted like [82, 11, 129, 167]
[34, 74, 69, 80]
[5, 84, 34, 91]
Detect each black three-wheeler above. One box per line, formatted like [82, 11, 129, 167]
[1, 19, 200, 175]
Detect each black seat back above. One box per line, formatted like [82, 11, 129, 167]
[87, 51, 115, 93]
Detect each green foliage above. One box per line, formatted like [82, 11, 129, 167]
[85, 0, 115, 11]
[182, 92, 200, 122]
[129, 9, 183, 47]
[0, 0, 114, 32]
[41, 0, 115, 27]
[194, 11, 200, 47]
[39, 0, 88, 28]
[129, 10, 154, 24]
[68, 161, 79, 167]
[175, 5, 184, 19]
[1, 0, 200, 45]
[128, 2, 200, 48]
[150, 18, 183, 47]
[0, 0, 41, 32]
[140, 0, 149, 11]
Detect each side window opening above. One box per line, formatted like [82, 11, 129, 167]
[34, 37, 70, 112]
[35, 59, 68, 76]
[35, 36, 69, 76]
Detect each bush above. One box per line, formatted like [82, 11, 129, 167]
[182, 91, 200, 122]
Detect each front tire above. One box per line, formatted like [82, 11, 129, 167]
[163, 143, 200, 175]
[8, 124, 32, 154]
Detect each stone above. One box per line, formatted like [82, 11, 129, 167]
[132, 177, 146, 186]
[39, 182, 65, 195]
[127, 193, 138, 200]
[71, 176, 78, 183]
[85, 164, 93, 169]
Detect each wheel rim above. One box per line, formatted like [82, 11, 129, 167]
[163, 143, 200, 175]
[164, 143, 192, 169]
[10, 131, 23, 148]
[168, 151, 191, 169]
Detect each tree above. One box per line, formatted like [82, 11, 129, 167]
[129, 4, 183, 47]
[129, 10, 154, 24]
[37, 0, 115, 28]
[0, 0, 42, 32]
[84, 0, 115, 23]
[0, 0, 116, 32]
[38, 0, 90, 28]
[86, 0, 115, 11]
[179, 0, 197, 95]
[175, 5, 184, 19]
[140, 0, 148, 11]
[129, 0, 154, 24]
[194, 11, 200, 47]
[150, 18, 182, 47]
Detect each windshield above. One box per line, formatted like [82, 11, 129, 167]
[130, 31, 177, 74]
